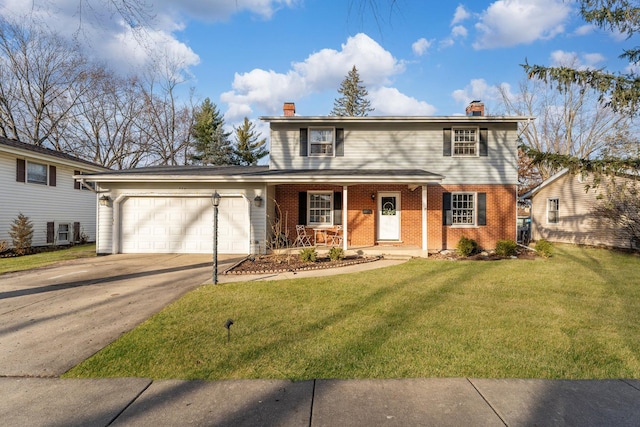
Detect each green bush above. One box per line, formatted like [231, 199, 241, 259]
[299, 247, 317, 263]
[328, 246, 345, 261]
[495, 239, 518, 257]
[456, 236, 478, 257]
[535, 239, 554, 258]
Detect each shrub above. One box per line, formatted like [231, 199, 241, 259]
[0, 240, 7, 253]
[328, 246, 345, 261]
[456, 236, 478, 257]
[535, 239, 554, 258]
[9, 213, 34, 256]
[495, 239, 518, 257]
[299, 247, 317, 263]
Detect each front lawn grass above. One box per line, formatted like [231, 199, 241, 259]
[0, 244, 96, 275]
[64, 244, 640, 380]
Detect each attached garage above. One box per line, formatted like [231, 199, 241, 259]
[120, 196, 251, 254]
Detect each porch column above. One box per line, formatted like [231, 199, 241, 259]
[422, 185, 428, 251]
[343, 186, 348, 251]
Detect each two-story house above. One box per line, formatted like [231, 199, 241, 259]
[0, 137, 108, 250]
[85, 101, 528, 256]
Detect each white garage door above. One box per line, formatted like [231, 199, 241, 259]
[120, 196, 250, 254]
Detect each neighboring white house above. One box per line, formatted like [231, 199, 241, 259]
[0, 137, 108, 249]
[83, 101, 530, 256]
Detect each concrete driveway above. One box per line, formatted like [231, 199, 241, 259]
[0, 253, 243, 377]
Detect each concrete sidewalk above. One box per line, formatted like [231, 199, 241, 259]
[1, 377, 639, 426]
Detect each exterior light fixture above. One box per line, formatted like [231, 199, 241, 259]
[254, 195, 263, 208]
[371, 193, 376, 201]
[211, 192, 221, 284]
[99, 195, 111, 207]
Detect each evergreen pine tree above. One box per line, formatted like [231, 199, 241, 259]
[190, 98, 235, 165]
[233, 117, 269, 165]
[330, 65, 374, 117]
[9, 212, 33, 255]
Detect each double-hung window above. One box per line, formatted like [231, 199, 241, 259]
[453, 128, 478, 156]
[58, 223, 70, 244]
[27, 161, 48, 185]
[308, 192, 333, 225]
[309, 128, 334, 156]
[547, 198, 559, 224]
[452, 192, 475, 225]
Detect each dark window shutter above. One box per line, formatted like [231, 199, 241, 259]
[299, 128, 308, 157]
[16, 159, 25, 182]
[46, 222, 55, 244]
[443, 128, 451, 156]
[73, 222, 80, 242]
[335, 128, 344, 156]
[443, 192, 452, 225]
[333, 191, 342, 225]
[479, 128, 488, 157]
[49, 165, 56, 186]
[74, 170, 81, 189]
[477, 193, 487, 226]
[298, 192, 307, 225]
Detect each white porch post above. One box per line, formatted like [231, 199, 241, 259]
[343, 186, 348, 251]
[422, 185, 428, 251]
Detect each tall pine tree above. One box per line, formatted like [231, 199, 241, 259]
[233, 117, 269, 165]
[330, 65, 374, 116]
[190, 98, 234, 165]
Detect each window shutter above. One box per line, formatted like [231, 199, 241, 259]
[333, 191, 342, 225]
[443, 192, 452, 225]
[298, 192, 307, 225]
[477, 193, 487, 226]
[49, 165, 56, 186]
[73, 222, 80, 242]
[443, 128, 451, 156]
[46, 222, 55, 244]
[479, 128, 488, 157]
[16, 159, 26, 182]
[335, 128, 344, 156]
[74, 170, 81, 189]
[299, 128, 308, 157]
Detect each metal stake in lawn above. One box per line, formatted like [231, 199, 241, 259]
[224, 318, 234, 342]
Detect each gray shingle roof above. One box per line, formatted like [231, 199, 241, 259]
[0, 136, 107, 169]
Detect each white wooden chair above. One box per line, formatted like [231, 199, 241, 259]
[294, 225, 312, 247]
[328, 225, 343, 246]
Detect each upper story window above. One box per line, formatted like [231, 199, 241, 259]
[452, 192, 476, 225]
[308, 191, 333, 225]
[27, 161, 48, 185]
[309, 127, 334, 156]
[547, 198, 559, 224]
[453, 128, 478, 156]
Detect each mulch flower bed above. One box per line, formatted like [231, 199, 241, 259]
[224, 254, 381, 275]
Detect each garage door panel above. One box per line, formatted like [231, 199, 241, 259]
[121, 196, 249, 254]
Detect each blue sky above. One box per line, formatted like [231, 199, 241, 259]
[1, 0, 632, 135]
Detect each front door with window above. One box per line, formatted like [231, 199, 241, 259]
[378, 192, 400, 241]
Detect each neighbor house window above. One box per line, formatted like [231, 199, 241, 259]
[452, 192, 475, 225]
[453, 128, 478, 156]
[308, 192, 333, 225]
[309, 128, 334, 156]
[58, 223, 70, 243]
[547, 198, 559, 224]
[27, 161, 48, 185]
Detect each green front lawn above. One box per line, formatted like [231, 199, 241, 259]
[64, 244, 640, 380]
[0, 244, 96, 275]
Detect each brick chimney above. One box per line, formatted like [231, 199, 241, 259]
[283, 102, 295, 117]
[466, 100, 484, 116]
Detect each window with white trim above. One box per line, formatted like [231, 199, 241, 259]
[547, 198, 559, 224]
[453, 128, 478, 156]
[27, 161, 48, 185]
[309, 128, 334, 156]
[58, 223, 70, 244]
[308, 192, 333, 225]
[452, 192, 475, 225]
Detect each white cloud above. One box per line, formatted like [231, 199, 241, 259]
[550, 50, 605, 70]
[439, 38, 455, 50]
[451, 5, 471, 25]
[451, 79, 502, 107]
[412, 38, 433, 56]
[574, 24, 595, 36]
[451, 25, 468, 38]
[221, 33, 409, 120]
[369, 87, 437, 115]
[473, 0, 570, 49]
[582, 53, 605, 66]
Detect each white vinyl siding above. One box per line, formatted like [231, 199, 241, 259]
[268, 122, 518, 185]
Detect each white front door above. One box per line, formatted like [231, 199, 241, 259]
[378, 192, 401, 241]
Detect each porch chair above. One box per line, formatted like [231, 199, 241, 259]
[294, 225, 312, 247]
[328, 225, 343, 246]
